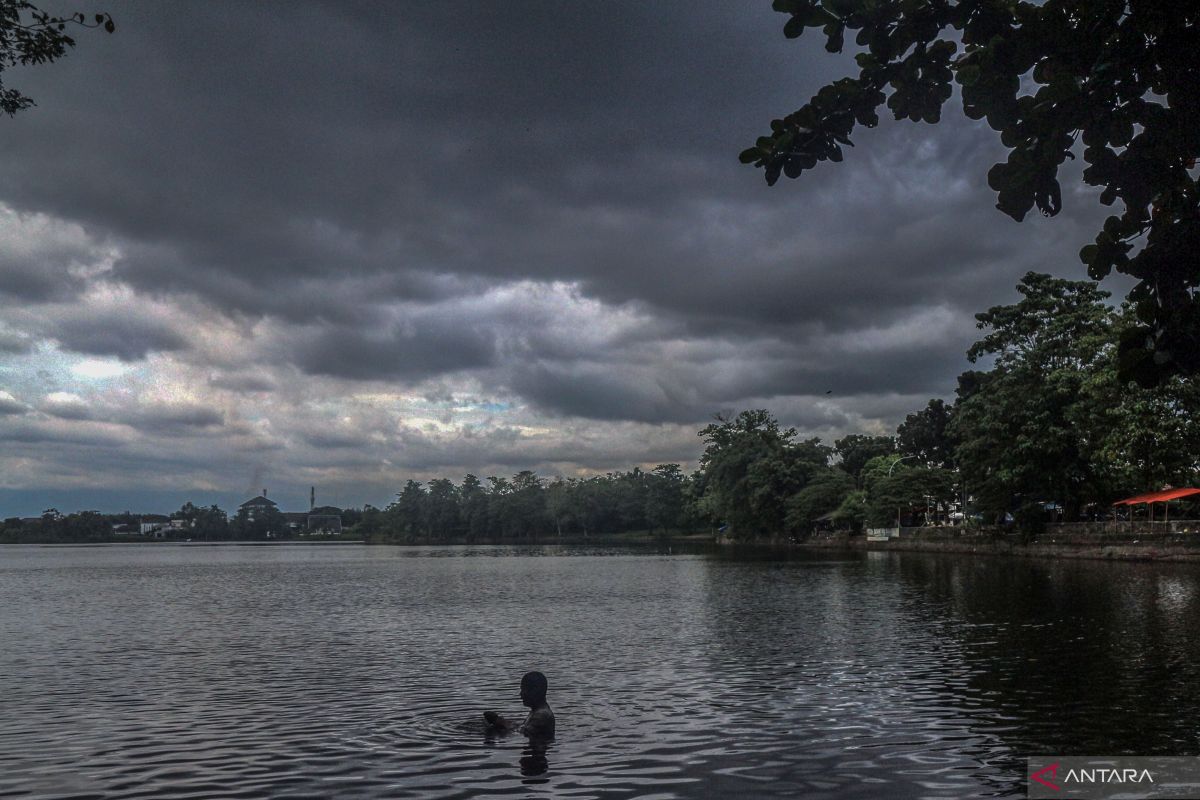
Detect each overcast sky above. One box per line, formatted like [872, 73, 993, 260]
[0, 1, 1121, 516]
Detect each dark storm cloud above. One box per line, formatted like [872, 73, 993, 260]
[40, 395, 92, 420]
[0, 236, 91, 303]
[51, 314, 188, 361]
[0, 4, 846, 305]
[207, 372, 276, 393]
[292, 318, 496, 381]
[120, 404, 224, 434]
[511, 363, 697, 424]
[0, 330, 33, 354]
[0, 419, 124, 446]
[0, 0, 1120, 450]
[0, 395, 28, 415]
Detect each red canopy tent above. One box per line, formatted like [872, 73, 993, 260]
[1111, 488, 1200, 522]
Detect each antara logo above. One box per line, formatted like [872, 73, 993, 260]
[1065, 767, 1154, 784]
[1030, 763, 1060, 791]
[1029, 762, 1156, 790]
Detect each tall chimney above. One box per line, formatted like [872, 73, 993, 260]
[310, 486, 315, 511]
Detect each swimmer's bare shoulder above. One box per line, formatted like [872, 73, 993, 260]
[520, 706, 555, 737]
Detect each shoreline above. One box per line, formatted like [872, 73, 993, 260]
[796, 531, 1200, 563]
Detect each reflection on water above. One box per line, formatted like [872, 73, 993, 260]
[3, 543, 1200, 798]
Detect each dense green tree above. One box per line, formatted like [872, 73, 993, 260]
[743, 0, 1200, 383]
[784, 468, 855, 535]
[833, 433, 896, 480]
[1081, 309, 1200, 493]
[859, 453, 907, 496]
[897, 399, 955, 468]
[1, 1, 114, 116]
[698, 409, 831, 538]
[831, 489, 868, 530]
[865, 466, 957, 528]
[950, 272, 1114, 523]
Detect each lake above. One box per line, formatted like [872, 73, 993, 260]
[3, 543, 1200, 798]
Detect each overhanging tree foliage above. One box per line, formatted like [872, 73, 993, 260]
[742, 0, 1200, 384]
[1, 0, 113, 116]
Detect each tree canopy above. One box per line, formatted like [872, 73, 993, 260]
[742, 0, 1200, 384]
[949, 271, 1200, 524]
[1, 0, 113, 116]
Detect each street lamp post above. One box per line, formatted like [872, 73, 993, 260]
[889, 455, 917, 531]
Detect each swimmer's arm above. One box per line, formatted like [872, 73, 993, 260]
[483, 711, 514, 731]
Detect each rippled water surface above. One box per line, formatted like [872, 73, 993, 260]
[5, 544, 1200, 798]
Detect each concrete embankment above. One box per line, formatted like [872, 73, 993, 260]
[800, 523, 1200, 563]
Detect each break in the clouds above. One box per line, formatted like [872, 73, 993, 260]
[0, 1, 1123, 515]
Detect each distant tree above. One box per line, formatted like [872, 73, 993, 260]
[1, 1, 113, 116]
[389, 479, 427, 542]
[508, 470, 547, 541]
[459, 474, 489, 541]
[195, 504, 228, 539]
[424, 478, 460, 542]
[233, 504, 284, 539]
[544, 477, 572, 537]
[174, 501, 200, 522]
[353, 504, 387, 541]
[743, 1, 1200, 384]
[569, 477, 609, 537]
[485, 475, 513, 539]
[645, 463, 686, 534]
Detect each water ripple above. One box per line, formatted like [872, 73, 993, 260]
[4, 544, 1200, 797]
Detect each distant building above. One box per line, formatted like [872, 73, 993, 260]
[237, 491, 341, 535]
[139, 514, 170, 536]
[239, 494, 278, 521]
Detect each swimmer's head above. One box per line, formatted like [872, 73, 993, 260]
[520, 671, 548, 706]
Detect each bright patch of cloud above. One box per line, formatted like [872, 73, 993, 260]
[71, 359, 128, 379]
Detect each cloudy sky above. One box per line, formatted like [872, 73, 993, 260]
[0, 1, 1121, 516]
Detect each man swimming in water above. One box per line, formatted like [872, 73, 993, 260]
[484, 671, 555, 738]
